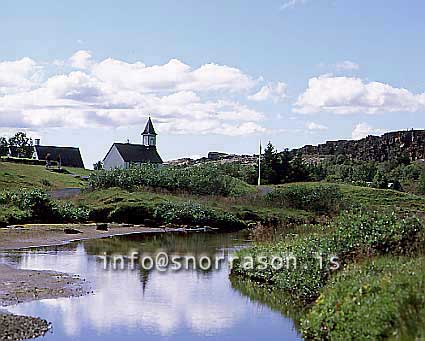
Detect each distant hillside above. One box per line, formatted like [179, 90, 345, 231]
[294, 129, 425, 162]
[167, 152, 258, 166]
[170, 130, 425, 165]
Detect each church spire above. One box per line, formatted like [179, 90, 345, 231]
[142, 117, 157, 146]
[142, 117, 157, 136]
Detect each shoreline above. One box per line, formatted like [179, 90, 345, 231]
[0, 224, 168, 341]
[0, 263, 91, 341]
[0, 223, 166, 251]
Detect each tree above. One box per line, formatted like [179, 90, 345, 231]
[373, 169, 388, 189]
[93, 161, 103, 170]
[288, 154, 309, 182]
[0, 137, 8, 157]
[261, 142, 284, 184]
[279, 149, 292, 183]
[8, 132, 33, 158]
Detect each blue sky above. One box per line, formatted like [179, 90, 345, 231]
[0, 0, 424, 168]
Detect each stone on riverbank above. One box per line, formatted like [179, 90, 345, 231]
[0, 313, 50, 341]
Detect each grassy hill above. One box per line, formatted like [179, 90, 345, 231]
[274, 182, 425, 213]
[0, 162, 90, 191]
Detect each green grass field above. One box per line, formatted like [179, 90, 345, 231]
[275, 181, 425, 213]
[0, 162, 90, 191]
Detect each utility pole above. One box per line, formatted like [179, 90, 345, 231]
[258, 140, 262, 187]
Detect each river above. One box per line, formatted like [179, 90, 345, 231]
[1, 232, 300, 340]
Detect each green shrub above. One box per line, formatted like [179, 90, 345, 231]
[56, 202, 90, 222]
[0, 206, 30, 227]
[108, 204, 152, 224]
[0, 189, 89, 224]
[301, 257, 425, 340]
[232, 211, 423, 302]
[153, 201, 246, 230]
[265, 183, 343, 213]
[419, 171, 425, 195]
[87, 164, 254, 197]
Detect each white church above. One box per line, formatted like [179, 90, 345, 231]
[103, 117, 163, 170]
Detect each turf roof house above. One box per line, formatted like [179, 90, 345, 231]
[103, 117, 163, 170]
[7, 140, 85, 168]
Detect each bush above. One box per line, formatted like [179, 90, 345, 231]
[419, 171, 425, 195]
[108, 204, 152, 224]
[265, 183, 343, 213]
[153, 201, 246, 230]
[87, 164, 254, 197]
[0, 189, 89, 224]
[301, 257, 425, 340]
[231, 211, 423, 302]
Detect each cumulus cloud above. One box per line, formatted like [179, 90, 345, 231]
[69, 50, 93, 70]
[0, 51, 273, 136]
[294, 75, 425, 114]
[352, 122, 385, 140]
[335, 60, 360, 71]
[248, 82, 287, 102]
[0, 57, 41, 94]
[91, 57, 255, 93]
[306, 121, 328, 131]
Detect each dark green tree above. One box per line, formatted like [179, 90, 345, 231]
[0, 137, 8, 157]
[8, 132, 33, 158]
[288, 154, 309, 182]
[261, 142, 280, 184]
[373, 169, 388, 189]
[93, 161, 103, 170]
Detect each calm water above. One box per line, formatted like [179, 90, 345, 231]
[1, 232, 300, 340]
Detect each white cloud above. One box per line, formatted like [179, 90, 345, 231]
[91, 58, 255, 93]
[335, 60, 360, 71]
[352, 122, 385, 140]
[280, 0, 308, 10]
[0, 58, 41, 94]
[294, 75, 425, 114]
[248, 82, 287, 102]
[69, 50, 93, 70]
[306, 121, 328, 131]
[0, 52, 270, 136]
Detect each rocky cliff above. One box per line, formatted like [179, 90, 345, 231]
[168, 130, 425, 165]
[295, 130, 425, 162]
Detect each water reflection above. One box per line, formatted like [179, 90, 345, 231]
[2, 232, 300, 340]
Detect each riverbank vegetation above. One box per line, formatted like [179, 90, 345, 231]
[0, 189, 89, 226]
[301, 256, 425, 340]
[231, 207, 425, 339]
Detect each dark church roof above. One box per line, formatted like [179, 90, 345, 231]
[112, 143, 163, 163]
[142, 117, 157, 135]
[35, 146, 85, 168]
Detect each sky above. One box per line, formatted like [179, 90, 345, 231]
[0, 0, 424, 168]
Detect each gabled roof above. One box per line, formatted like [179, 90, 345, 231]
[35, 145, 85, 168]
[142, 117, 157, 135]
[112, 143, 163, 163]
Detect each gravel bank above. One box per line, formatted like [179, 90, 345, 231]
[0, 264, 90, 307]
[0, 264, 91, 340]
[0, 223, 163, 251]
[0, 313, 50, 341]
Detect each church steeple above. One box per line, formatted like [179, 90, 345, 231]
[142, 117, 157, 146]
